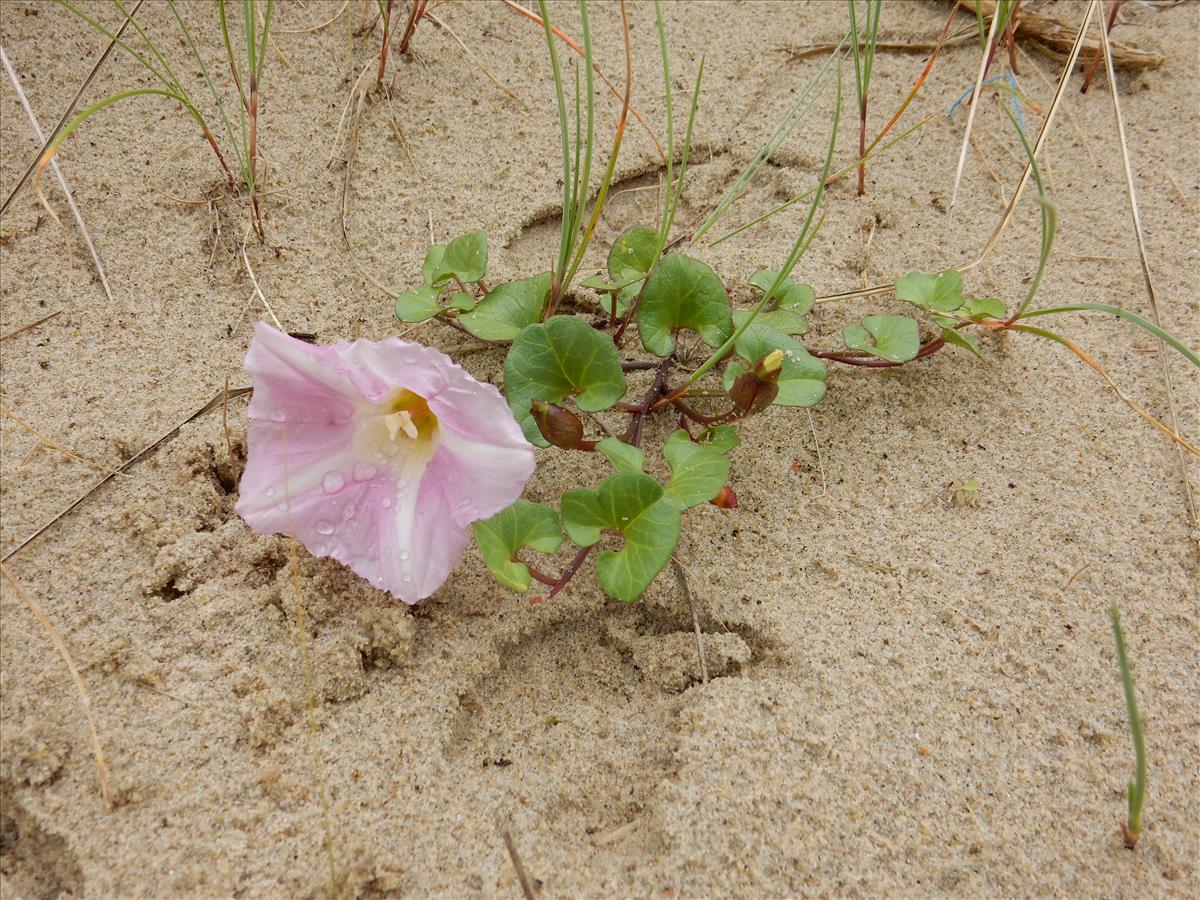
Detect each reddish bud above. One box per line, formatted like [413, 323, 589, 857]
[531, 400, 586, 450]
[728, 370, 779, 416]
[709, 484, 738, 509]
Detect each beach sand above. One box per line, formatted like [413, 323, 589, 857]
[1, 0, 1197, 896]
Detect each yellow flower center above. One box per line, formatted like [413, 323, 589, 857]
[381, 389, 438, 446]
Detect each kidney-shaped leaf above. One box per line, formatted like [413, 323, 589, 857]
[504, 315, 628, 445]
[424, 229, 488, 285]
[394, 286, 441, 323]
[662, 429, 734, 509]
[473, 500, 564, 592]
[843, 315, 920, 363]
[458, 272, 551, 342]
[725, 323, 827, 407]
[748, 269, 816, 315]
[561, 473, 681, 603]
[895, 269, 965, 312]
[638, 253, 733, 357]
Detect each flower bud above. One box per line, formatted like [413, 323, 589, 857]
[728, 351, 782, 416]
[531, 400, 586, 450]
[708, 484, 738, 509]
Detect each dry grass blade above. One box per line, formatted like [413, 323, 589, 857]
[1, 310, 62, 341]
[501, 830, 536, 900]
[1, 401, 125, 476]
[671, 556, 709, 684]
[272, 0, 349, 35]
[1, 562, 113, 810]
[425, 11, 519, 100]
[0, 0, 144, 217]
[816, 0, 1097, 306]
[1, 46, 115, 302]
[1, 386, 252, 564]
[1096, 4, 1198, 544]
[949, 7, 1001, 211]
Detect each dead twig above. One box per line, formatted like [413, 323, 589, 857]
[1, 401, 125, 477]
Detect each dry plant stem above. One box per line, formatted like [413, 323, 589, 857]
[1096, 7, 1199, 542]
[1, 310, 61, 341]
[816, 1, 1097, 307]
[1080, 0, 1113, 92]
[501, 831, 536, 900]
[1, 46, 115, 303]
[0, 0, 143, 217]
[1, 386, 252, 564]
[376, 0, 394, 88]
[424, 11, 519, 100]
[671, 556, 709, 684]
[398, 0, 428, 54]
[272, 0, 349, 34]
[1, 402, 124, 476]
[0, 563, 113, 810]
[950, 7, 1001, 211]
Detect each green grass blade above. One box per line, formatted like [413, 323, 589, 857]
[653, 0, 674, 241]
[1109, 606, 1146, 842]
[1018, 304, 1199, 369]
[693, 35, 847, 242]
[57, 0, 171, 88]
[685, 64, 842, 389]
[537, 0, 574, 287]
[995, 99, 1055, 318]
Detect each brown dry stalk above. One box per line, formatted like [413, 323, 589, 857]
[1095, 8, 1199, 542]
[1, 563, 113, 809]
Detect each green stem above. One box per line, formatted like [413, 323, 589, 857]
[1018, 304, 1199, 369]
[1109, 606, 1146, 845]
[681, 65, 842, 391]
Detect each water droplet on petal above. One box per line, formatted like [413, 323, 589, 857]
[322, 471, 346, 493]
[353, 461, 378, 482]
[396, 478, 409, 491]
[316, 520, 335, 535]
[381, 441, 400, 458]
[265, 487, 275, 498]
[380, 497, 392, 509]
[270, 410, 286, 422]
[399, 551, 410, 561]
[342, 502, 357, 521]
[402, 573, 413, 583]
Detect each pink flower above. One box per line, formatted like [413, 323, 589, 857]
[235, 323, 535, 603]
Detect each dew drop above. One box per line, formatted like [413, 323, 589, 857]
[322, 471, 345, 493]
[402, 573, 413, 583]
[342, 501, 357, 521]
[353, 461, 378, 482]
[399, 551, 410, 561]
[395, 477, 409, 490]
[316, 520, 335, 535]
[380, 497, 393, 509]
[265, 487, 276, 498]
[381, 442, 400, 458]
[270, 410, 286, 422]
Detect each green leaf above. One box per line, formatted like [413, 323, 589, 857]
[939, 327, 981, 358]
[426, 229, 488, 284]
[732, 307, 808, 336]
[843, 315, 920, 363]
[748, 269, 816, 314]
[895, 269, 966, 312]
[604, 226, 660, 318]
[608, 226, 659, 283]
[504, 315, 628, 446]
[448, 291, 477, 312]
[638, 253, 734, 356]
[458, 272, 551, 342]
[422, 246, 447, 286]
[597, 437, 644, 473]
[662, 429, 733, 509]
[725, 323, 826, 407]
[560, 473, 681, 603]
[697, 424, 740, 454]
[963, 297, 1006, 319]
[394, 286, 441, 322]
[473, 500, 564, 592]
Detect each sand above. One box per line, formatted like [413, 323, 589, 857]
[1, 0, 1197, 896]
